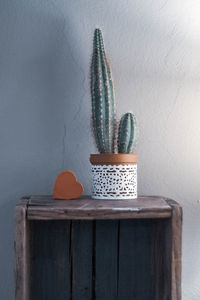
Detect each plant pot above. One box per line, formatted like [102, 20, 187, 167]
[90, 154, 138, 200]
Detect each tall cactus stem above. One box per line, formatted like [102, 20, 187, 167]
[91, 28, 115, 153]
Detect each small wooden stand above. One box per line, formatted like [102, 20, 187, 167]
[15, 196, 182, 300]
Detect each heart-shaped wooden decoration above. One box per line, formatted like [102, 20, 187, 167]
[53, 171, 84, 200]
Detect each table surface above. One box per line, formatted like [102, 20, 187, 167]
[20, 195, 179, 220]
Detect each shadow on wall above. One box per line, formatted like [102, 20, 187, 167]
[0, 3, 90, 298]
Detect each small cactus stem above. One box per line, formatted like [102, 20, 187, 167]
[91, 28, 116, 153]
[117, 113, 137, 153]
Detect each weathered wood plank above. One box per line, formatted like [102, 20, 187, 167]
[151, 218, 172, 300]
[15, 198, 30, 300]
[118, 219, 153, 300]
[71, 221, 93, 300]
[31, 221, 71, 300]
[95, 220, 118, 300]
[167, 200, 182, 300]
[15, 196, 182, 300]
[27, 196, 172, 220]
[151, 199, 182, 300]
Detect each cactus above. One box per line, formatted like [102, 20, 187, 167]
[91, 29, 137, 154]
[91, 28, 115, 153]
[117, 113, 137, 153]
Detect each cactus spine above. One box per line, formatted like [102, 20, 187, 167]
[91, 29, 137, 154]
[117, 113, 137, 153]
[91, 28, 115, 153]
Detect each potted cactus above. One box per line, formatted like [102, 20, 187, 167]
[90, 28, 138, 200]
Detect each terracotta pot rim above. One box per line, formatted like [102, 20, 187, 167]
[90, 153, 138, 165]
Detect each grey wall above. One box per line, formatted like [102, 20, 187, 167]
[0, 0, 200, 299]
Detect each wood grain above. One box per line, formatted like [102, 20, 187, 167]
[151, 218, 172, 300]
[95, 220, 118, 300]
[15, 197, 30, 300]
[71, 221, 93, 300]
[152, 200, 182, 300]
[118, 219, 153, 300]
[27, 195, 172, 220]
[167, 199, 182, 300]
[30, 221, 71, 300]
[15, 196, 182, 300]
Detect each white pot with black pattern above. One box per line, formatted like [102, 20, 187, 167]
[90, 154, 137, 200]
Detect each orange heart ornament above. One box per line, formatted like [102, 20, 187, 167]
[53, 171, 84, 200]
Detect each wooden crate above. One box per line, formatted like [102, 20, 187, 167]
[15, 196, 182, 300]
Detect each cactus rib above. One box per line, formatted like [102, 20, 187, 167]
[91, 28, 115, 153]
[117, 113, 137, 153]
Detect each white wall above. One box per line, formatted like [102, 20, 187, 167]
[0, 0, 200, 298]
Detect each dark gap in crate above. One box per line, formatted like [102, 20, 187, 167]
[118, 219, 153, 300]
[30, 220, 71, 300]
[92, 220, 96, 300]
[116, 220, 120, 299]
[29, 218, 173, 300]
[151, 218, 172, 299]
